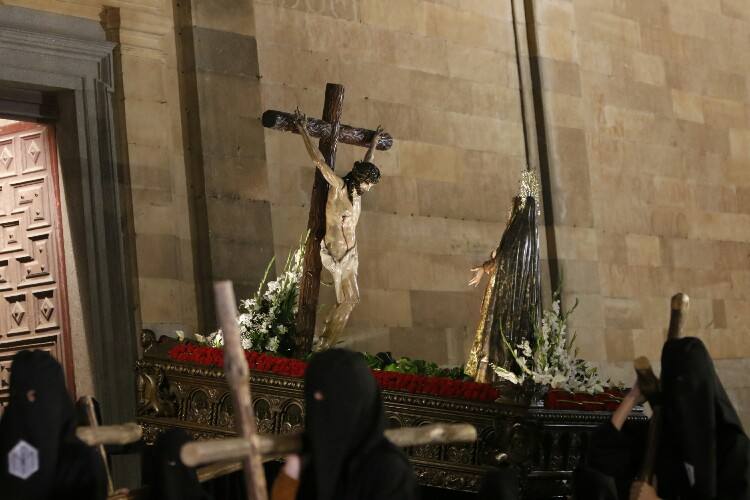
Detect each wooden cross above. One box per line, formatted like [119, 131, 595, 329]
[262, 83, 393, 355]
[77, 396, 116, 495]
[214, 281, 268, 500]
[180, 423, 478, 468]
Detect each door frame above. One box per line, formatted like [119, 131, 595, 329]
[0, 5, 138, 424]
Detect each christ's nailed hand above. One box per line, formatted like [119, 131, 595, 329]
[293, 108, 306, 129]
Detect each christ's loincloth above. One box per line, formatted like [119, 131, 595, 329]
[320, 240, 359, 303]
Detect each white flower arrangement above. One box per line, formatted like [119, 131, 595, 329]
[204, 232, 307, 354]
[492, 291, 608, 395]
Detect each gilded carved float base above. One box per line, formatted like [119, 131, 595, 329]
[136, 339, 645, 499]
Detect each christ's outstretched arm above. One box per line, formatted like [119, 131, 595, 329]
[294, 108, 344, 190]
[363, 125, 384, 164]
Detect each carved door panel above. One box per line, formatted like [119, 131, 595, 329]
[0, 122, 72, 407]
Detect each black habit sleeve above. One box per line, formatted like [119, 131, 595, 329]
[578, 420, 647, 500]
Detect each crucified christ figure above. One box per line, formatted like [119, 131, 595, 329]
[293, 109, 384, 350]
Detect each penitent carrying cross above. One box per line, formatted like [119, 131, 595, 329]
[262, 83, 393, 355]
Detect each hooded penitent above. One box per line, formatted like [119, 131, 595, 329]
[574, 464, 622, 500]
[658, 337, 750, 500]
[576, 418, 647, 500]
[146, 429, 211, 500]
[0, 350, 106, 500]
[297, 349, 416, 500]
[477, 465, 520, 500]
[577, 337, 750, 500]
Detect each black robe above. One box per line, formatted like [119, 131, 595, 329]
[658, 337, 750, 499]
[145, 428, 212, 500]
[577, 338, 750, 500]
[0, 350, 107, 500]
[297, 349, 417, 500]
[477, 465, 520, 500]
[576, 420, 647, 500]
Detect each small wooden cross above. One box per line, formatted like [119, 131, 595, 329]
[181, 423, 477, 469]
[262, 83, 393, 355]
[214, 281, 268, 500]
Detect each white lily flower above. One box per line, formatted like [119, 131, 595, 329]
[267, 337, 280, 352]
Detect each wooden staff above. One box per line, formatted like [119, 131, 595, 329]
[214, 281, 268, 500]
[668, 293, 689, 340]
[635, 356, 661, 484]
[181, 423, 478, 468]
[78, 396, 116, 495]
[76, 422, 143, 446]
[636, 292, 690, 484]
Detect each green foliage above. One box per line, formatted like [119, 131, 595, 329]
[361, 352, 468, 380]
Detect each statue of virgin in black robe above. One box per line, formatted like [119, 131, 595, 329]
[466, 195, 542, 383]
[577, 338, 750, 500]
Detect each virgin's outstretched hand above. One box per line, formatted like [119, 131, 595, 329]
[468, 266, 485, 287]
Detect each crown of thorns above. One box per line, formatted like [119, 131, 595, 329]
[348, 161, 381, 184]
[343, 161, 381, 198]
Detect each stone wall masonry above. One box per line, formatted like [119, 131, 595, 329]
[173, 0, 276, 328]
[115, 6, 200, 338]
[533, 0, 750, 426]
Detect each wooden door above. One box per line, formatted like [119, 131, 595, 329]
[0, 121, 73, 407]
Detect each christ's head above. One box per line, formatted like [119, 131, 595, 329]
[343, 161, 381, 198]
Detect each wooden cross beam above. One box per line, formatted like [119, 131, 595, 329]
[76, 422, 143, 446]
[214, 281, 268, 500]
[262, 83, 393, 355]
[180, 423, 478, 467]
[261, 111, 393, 151]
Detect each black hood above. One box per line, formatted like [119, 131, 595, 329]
[147, 429, 211, 500]
[0, 350, 81, 499]
[298, 349, 389, 500]
[660, 337, 748, 499]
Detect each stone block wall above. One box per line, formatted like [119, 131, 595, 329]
[116, 8, 200, 341]
[531, 0, 750, 425]
[173, 0, 274, 328]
